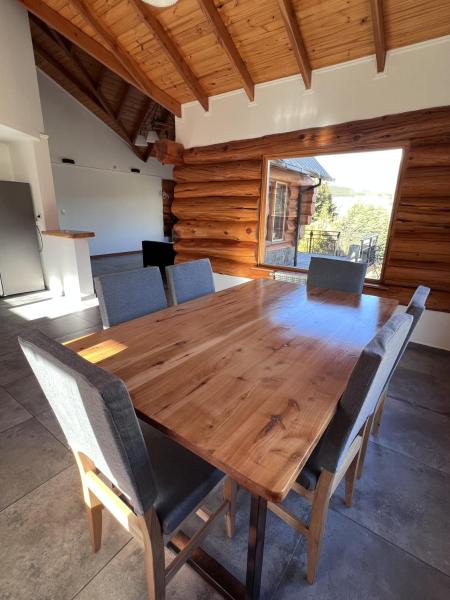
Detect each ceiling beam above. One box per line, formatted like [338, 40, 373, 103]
[369, 0, 386, 72]
[276, 0, 311, 89]
[17, 0, 136, 88]
[197, 0, 254, 102]
[37, 21, 123, 123]
[33, 42, 141, 158]
[128, 0, 209, 111]
[69, 0, 181, 116]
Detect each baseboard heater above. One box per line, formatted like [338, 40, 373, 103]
[273, 271, 307, 285]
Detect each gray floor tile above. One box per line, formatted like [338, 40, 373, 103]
[36, 408, 69, 447]
[388, 364, 450, 416]
[5, 373, 49, 415]
[0, 386, 31, 432]
[373, 396, 450, 473]
[35, 314, 94, 340]
[181, 486, 307, 600]
[91, 254, 143, 277]
[0, 466, 130, 600]
[331, 443, 450, 575]
[0, 348, 33, 386]
[273, 509, 450, 600]
[401, 344, 450, 378]
[0, 418, 73, 509]
[74, 540, 220, 600]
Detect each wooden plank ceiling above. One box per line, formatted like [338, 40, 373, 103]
[20, 0, 450, 121]
[30, 13, 175, 161]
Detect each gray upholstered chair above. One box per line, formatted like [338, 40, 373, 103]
[307, 256, 368, 294]
[268, 312, 413, 584]
[166, 258, 215, 305]
[371, 285, 431, 435]
[94, 267, 167, 328]
[18, 330, 236, 600]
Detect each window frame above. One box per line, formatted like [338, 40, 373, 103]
[268, 181, 289, 243]
[258, 145, 407, 284]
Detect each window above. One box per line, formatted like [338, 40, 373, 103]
[261, 150, 403, 280]
[268, 182, 288, 242]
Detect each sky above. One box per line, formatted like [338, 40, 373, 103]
[315, 149, 403, 194]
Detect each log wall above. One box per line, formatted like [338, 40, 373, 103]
[173, 106, 450, 311]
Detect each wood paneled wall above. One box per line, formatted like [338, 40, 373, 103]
[173, 106, 450, 312]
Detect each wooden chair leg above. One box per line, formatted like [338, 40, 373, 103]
[223, 478, 238, 539]
[356, 415, 373, 480]
[373, 390, 387, 435]
[307, 470, 333, 585]
[345, 454, 360, 507]
[73, 451, 103, 552]
[140, 508, 166, 600]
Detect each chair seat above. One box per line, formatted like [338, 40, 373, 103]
[297, 465, 319, 491]
[140, 420, 224, 535]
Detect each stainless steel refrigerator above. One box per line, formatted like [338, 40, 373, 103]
[0, 181, 45, 296]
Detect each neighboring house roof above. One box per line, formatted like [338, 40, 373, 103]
[273, 157, 333, 181]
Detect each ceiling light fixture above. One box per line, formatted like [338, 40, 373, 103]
[141, 0, 178, 7]
[146, 130, 159, 143]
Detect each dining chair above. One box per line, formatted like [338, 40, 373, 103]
[94, 267, 167, 329]
[268, 312, 413, 584]
[18, 329, 237, 600]
[307, 256, 368, 294]
[369, 284, 431, 437]
[166, 258, 215, 305]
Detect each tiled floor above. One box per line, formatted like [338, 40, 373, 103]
[0, 256, 449, 599]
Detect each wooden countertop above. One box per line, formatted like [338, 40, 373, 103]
[42, 230, 95, 239]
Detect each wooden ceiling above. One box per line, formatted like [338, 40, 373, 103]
[30, 14, 175, 161]
[20, 0, 450, 121]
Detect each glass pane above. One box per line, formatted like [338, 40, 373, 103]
[262, 150, 403, 280]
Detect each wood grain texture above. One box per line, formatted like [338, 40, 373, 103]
[20, 1, 450, 105]
[68, 280, 397, 502]
[176, 106, 450, 311]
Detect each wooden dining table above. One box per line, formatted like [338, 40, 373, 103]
[68, 279, 398, 599]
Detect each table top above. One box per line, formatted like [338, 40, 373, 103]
[68, 280, 397, 502]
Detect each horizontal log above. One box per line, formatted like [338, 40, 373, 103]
[151, 140, 184, 165]
[401, 167, 450, 196]
[174, 220, 258, 242]
[398, 196, 450, 209]
[389, 254, 450, 269]
[407, 144, 450, 167]
[172, 197, 258, 222]
[363, 285, 450, 312]
[389, 238, 450, 256]
[384, 266, 450, 291]
[396, 209, 450, 224]
[183, 106, 450, 163]
[175, 253, 270, 279]
[175, 181, 261, 198]
[174, 239, 257, 263]
[174, 161, 262, 183]
[393, 223, 450, 238]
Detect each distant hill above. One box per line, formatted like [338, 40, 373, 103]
[329, 185, 393, 198]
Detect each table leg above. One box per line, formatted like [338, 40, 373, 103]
[245, 494, 268, 600]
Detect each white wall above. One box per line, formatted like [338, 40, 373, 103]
[0, 0, 44, 139]
[0, 143, 13, 179]
[177, 36, 450, 148]
[38, 72, 173, 255]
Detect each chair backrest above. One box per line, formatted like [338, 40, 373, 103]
[307, 256, 368, 294]
[94, 267, 167, 328]
[166, 258, 215, 305]
[18, 329, 156, 516]
[386, 284, 430, 382]
[310, 312, 413, 473]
